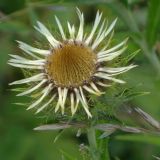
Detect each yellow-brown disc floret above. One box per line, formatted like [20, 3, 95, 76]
[45, 42, 97, 87]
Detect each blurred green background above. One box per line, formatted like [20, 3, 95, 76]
[0, 0, 160, 160]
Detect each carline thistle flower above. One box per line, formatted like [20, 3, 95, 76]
[8, 8, 136, 118]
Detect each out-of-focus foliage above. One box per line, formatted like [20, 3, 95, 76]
[0, 0, 160, 160]
[146, 0, 160, 47]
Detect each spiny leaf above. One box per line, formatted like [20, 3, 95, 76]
[33, 122, 86, 131]
[33, 123, 71, 131]
[134, 107, 160, 130]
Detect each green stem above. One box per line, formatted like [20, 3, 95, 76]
[98, 136, 110, 160]
[87, 128, 110, 160]
[104, 138, 110, 160]
[87, 127, 100, 160]
[135, 37, 160, 76]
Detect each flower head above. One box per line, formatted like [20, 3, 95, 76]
[9, 8, 136, 118]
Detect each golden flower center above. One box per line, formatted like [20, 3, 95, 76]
[45, 42, 97, 87]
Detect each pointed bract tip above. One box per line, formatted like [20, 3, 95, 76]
[16, 40, 21, 44]
[76, 7, 81, 12]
